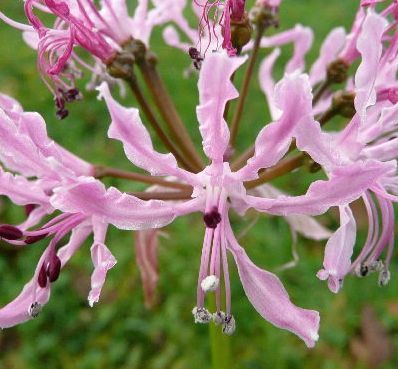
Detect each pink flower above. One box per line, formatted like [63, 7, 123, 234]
[0, 92, 191, 327]
[1, 0, 184, 116]
[44, 50, 390, 345]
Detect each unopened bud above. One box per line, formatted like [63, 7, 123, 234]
[192, 307, 212, 324]
[231, 14, 253, 51]
[327, 59, 349, 84]
[201, 275, 219, 292]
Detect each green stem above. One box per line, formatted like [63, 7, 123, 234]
[229, 24, 265, 147]
[126, 76, 196, 171]
[208, 294, 231, 369]
[94, 165, 191, 191]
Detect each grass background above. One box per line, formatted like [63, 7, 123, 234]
[0, 1, 398, 368]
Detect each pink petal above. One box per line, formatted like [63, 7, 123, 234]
[51, 177, 199, 230]
[246, 160, 393, 216]
[237, 73, 313, 181]
[99, 83, 198, 186]
[354, 11, 387, 122]
[317, 205, 356, 293]
[0, 168, 49, 206]
[258, 25, 313, 73]
[253, 184, 331, 240]
[309, 27, 346, 86]
[226, 225, 320, 347]
[135, 229, 160, 308]
[258, 48, 282, 121]
[196, 52, 247, 163]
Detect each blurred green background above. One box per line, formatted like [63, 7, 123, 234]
[0, 1, 397, 368]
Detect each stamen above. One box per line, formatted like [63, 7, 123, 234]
[222, 314, 236, 335]
[38, 264, 48, 288]
[201, 275, 219, 292]
[0, 225, 23, 240]
[378, 269, 391, 287]
[28, 302, 42, 318]
[46, 255, 61, 282]
[213, 310, 226, 325]
[192, 306, 212, 324]
[25, 233, 48, 245]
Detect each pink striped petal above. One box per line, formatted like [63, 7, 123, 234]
[197, 52, 247, 163]
[51, 177, 200, 230]
[237, 73, 313, 181]
[226, 225, 320, 347]
[246, 160, 393, 216]
[317, 205, 356, 293]
[354, 11, 387, 122]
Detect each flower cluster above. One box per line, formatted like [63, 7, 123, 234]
[0, 0, 397, 350]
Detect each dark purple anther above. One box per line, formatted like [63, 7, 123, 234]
[64, 88, 81, 102]
[46, 255, 61, 283]
[55, 96, 65, 110]
[203, 207, 222, 229]
[56, 108, 69, 120]
[0, 224, 23, 240]
[38, 264, 48, 288]
[25, 233, 48, 245]
[24, 204, 37, 216]
[189, 47, 201, 60]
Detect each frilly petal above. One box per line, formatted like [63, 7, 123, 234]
[317, 205, 356, 293]
[236, 73, 313, 181]
[354, 11, 387, 122]
[197, 52, 247, 163]
[51, 177, 185, 230]
[246, 161, 393, 216]
[226, 224, 320, 347]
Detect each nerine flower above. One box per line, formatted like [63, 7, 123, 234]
[43, 50, 391, 346]
[0, 0, 182, 116]
[276, 10, 398, 293]
[0, 92, 195, 327]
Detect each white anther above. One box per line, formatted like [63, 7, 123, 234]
[192, 306, 212, 324]
[222, 314, 236, 335]
[201, 275, 219, 292]
[370, 260, 384, 273]
[29, 302, 42, 318]
[378, 269, 391, 287]
[213, 311, 226, 325]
